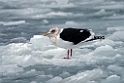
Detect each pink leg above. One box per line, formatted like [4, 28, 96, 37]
[63, 50, 70, 59]
[63, 49, 72, 59]
[70, 49, 72, 57]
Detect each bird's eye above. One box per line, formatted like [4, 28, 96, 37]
[51, 30, 56, 33]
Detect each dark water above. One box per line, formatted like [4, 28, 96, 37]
[0, 0, 124, 45]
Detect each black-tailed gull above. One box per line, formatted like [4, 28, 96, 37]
[44, 27, 105, 59]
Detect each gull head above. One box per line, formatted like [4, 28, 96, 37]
[44, 27, 60, 37]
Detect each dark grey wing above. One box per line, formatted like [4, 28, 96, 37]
[60, 28, 91, 45]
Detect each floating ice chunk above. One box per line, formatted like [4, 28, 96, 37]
[47, 12, 73, 17]
[107, 31, 124, 41]
[33, 12, 73, 19]
[107, 65, 123, 71]
[42, 48, 65, 59]
[0, 43, 39, 67]
[93, 45, 116, 57]
[107, 26, 124, 32]
[101, 39, 115, 46]
[94, 39, 115, 46]
[59, 71, 71, 78]
[0, 64, 23, 74]
[36, 74, 53, 82]
[96, 45, 112, 51]
[56, 0, 68, 5]
[22, 69, 43, 78]
[30, 35, 51, 50]
[30, 81, 37, 83]
[74, 48, 93, 55]
[42, 19, 49, 24]
[101, 39, 123, 47]
[0, 79, 2, 83]
[59, 69, 103, 83]
[20, 55, 36, 67]
[95, 4, 124, 10]
[103, 14, 124, 20]
[0, 20, 25, 26]
[107, 65, 123, 74]
[10, 37, 28, 43]
[102, 75, 121, 83]
[94, 9, 106, 15]
[94, 39, 123, 47]
[114, 54, 121, 58]
[46, 76, 62, 83]
[65, 21, 78, 26]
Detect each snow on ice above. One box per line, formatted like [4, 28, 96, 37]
[0, 27, 124, 83]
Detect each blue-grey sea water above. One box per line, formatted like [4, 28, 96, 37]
[0, 0, 124, 45]
[0, 0, 124, 83]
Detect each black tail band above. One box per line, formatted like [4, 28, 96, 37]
[94, 36, 105, 40]
[85, 36, 105, 42]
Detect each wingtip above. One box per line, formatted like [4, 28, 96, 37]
[94, 36, 105, 39]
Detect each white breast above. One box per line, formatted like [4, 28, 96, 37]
[54, 35, 74, 49]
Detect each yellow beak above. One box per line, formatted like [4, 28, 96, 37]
[43, 32, 50, 36]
